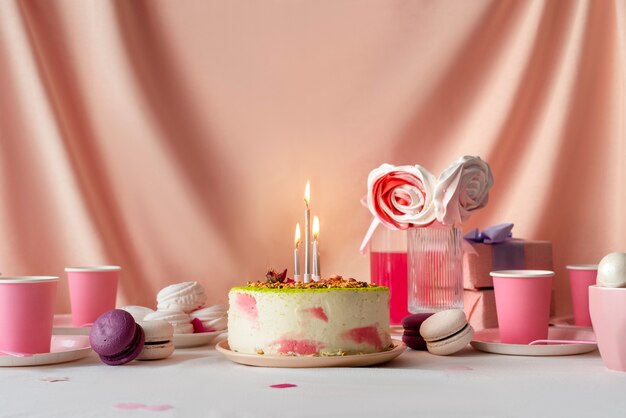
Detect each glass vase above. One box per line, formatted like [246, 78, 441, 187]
[407, 223, 464, 313]
[369, 227, 408, 325]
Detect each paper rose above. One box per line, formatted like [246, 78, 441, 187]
[367, 164, 437, 229]
[434, 155, 494, 225]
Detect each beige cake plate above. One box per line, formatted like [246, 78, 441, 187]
[216, 339, 406, 368]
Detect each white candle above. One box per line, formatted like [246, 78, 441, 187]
[304, 181, 311, 283]
[294, 223, 301, 281]
[312, 216, 320, 280]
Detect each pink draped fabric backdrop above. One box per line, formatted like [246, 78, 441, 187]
[0, 0, 624, 318]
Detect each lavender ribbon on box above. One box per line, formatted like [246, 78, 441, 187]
[464, 223, 525, 271]
[464, 223, 514, 244]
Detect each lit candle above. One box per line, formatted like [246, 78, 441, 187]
[294, 223, 302, 282]
[312, 216, 320, 281]
[304, 181, 311, 283]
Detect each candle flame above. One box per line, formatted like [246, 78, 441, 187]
[304, 181, 310, 207]
[313, 216, 320, 239]
[295, 223, 301, 246]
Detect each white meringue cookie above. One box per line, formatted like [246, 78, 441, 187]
[156, 281, 207, 313]
[120, 305, 155, 321]
[144, 310, 194, 334]
[190, 305, 228, 332]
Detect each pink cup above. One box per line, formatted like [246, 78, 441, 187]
[0, 276, 59, 354]
[589, 285, 626, 372]
[65, 266, 120, 327]
[490, 270, 554, 344]
[566, 264, 598, 327]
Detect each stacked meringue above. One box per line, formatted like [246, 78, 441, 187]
[156, 282, 207, 312]
[145, 311, 195, 334]
[190, 305, 228, 332]
[120, 281, 228, 335]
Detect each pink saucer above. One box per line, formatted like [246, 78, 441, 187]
[0, 335, 91, 366]
[471, 326, 597, 356]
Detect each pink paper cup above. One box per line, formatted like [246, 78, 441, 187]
[566, 264, 598, 327]
[65, 266, 120, 327]
[490, 270, 554, 344]
[589, 285, 626, 372]
[0, 276, 59, 354]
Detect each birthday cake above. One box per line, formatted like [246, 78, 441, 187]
[227, 272, 392, 356]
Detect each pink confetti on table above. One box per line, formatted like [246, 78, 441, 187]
[446, 365, 473, 371]
[270, 383, 298, 389]
[114, 403, 145, 410]
[40, 377, 69, 382]
[142, 405, 174, 411]
[113, 403, 173, 411]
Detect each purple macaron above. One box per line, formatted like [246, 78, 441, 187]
[401, 313, 433, 351]
[89, 309, 145, 365]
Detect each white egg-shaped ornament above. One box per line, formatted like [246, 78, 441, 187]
[597, 252, 626, 288]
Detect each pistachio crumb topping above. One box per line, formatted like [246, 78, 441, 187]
[245, 274, 377, 290]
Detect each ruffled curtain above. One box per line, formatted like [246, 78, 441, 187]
[0, 0, 624, 316]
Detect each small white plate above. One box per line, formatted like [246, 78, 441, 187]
[173, 331, 225, 348]
[471, 327, 597, 356]
[216, 339, 406, 368]
[0, 335, 92, 367]
[54, 314, 226, 348]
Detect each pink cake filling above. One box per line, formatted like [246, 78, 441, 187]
[342, 325, 383, 349]
[302, 307, 328, 322]
[273, 339, 324, 355]
[236, 293, 258, 320]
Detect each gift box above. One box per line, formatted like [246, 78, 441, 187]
[463, 289, 498, 331]
[463, 239, 553, 290]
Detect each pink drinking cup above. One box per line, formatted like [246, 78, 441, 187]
[566, 264, 598, 327]
[65, 266, 120, 327]
[0, 276, 59, 354]
[589, 285, 626, 372]
[490, 270, 554, 344]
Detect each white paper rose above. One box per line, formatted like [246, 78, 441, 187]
[367, 163, 437, 229]
[434, 156, 494, 225]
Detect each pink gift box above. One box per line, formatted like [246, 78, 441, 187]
[463, 289, 498, 331]
[463, 239, 553, 290]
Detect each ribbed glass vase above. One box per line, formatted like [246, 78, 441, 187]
[407, 223, 464, 313]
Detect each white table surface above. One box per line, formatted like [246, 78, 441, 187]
[1, 338, 625, 418]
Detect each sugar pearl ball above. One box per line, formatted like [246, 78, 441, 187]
[597, 252, 626, 288]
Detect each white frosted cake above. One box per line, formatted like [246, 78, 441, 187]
[228, 274, 391, 356]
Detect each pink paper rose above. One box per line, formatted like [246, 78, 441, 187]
[367, 164, 437, 229]
[434, 156, 494, 225]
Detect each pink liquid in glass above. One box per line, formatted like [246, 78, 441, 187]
[370, 251, 409, 325]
